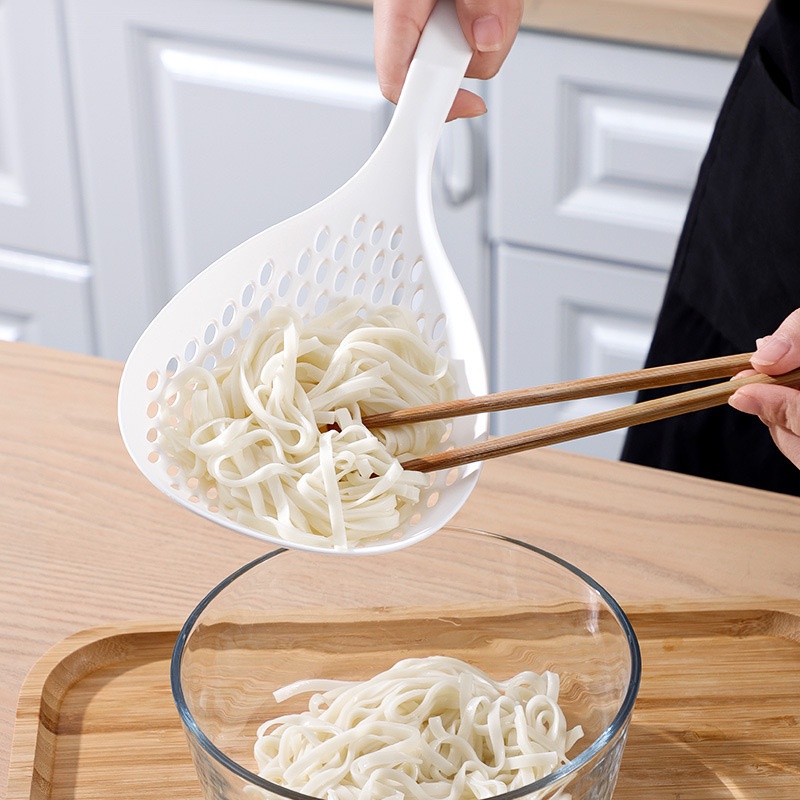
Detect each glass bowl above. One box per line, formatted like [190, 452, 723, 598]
[172, 526, 641, 800]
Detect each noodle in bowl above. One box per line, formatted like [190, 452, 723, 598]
[252, 655, 585, 800]
[172, 527, 641, 800]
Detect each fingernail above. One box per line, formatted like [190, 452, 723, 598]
[751, 334, 791, 366]
[728, 389, 763, 416]
[473, 15, 503, 53]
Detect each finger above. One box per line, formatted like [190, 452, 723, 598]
[731, 368, 758, 380]
[767, 424, 800, 471]
[729, 384, 800, 470]
[750, 308, 800, 375]
[374, 0, 437, 105]
[448, 87, 487, 120]
[728, 384, 800, 434]
[374, 0, 523, 121]
[456, 0, 525, 80]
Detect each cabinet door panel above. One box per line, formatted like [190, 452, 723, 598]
[494, 245, 668, 460]
[433, 108, 490, 348]
[66, 0, 488, 360]
[489, 31, 736, 269]
[148, 39, 389, 297]
[0, 249, 93, 351]
[65, 0, 391, 359]
[0, 0, 84, 259]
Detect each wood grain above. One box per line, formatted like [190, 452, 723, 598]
[516, 0, 767, 56]
[336, 0, 768, 56]
[401, 367, 800, 472]
[3, 340, 800, 797]
[8, 602, 799, 799]
[362, 352, 756, 428]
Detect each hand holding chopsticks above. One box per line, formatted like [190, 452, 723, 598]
[359, 353, 800, 473]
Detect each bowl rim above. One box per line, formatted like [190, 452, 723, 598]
[171, 525, 642, 799]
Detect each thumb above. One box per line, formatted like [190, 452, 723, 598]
[750, 308, 800, 375]
[455, 0, 524, 79]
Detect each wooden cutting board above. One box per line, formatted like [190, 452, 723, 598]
[7, 600, 800, 800]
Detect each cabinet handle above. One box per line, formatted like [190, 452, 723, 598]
[436, 116, 485, 206]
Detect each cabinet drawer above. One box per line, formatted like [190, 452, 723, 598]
[0, 249, 93, 352]
[489, 31, 736, 269]
[493, 245, 668, 460]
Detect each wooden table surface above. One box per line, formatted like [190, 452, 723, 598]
[340, 0, 769, 56]
[2, 340, 799, 795]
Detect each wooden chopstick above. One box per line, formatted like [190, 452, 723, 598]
[362, 352, 755, 429]
[400, 367, 800, 473]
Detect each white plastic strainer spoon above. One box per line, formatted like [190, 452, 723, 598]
[118, 0, 488, 555]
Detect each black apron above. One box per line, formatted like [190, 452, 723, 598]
[621, 0, 800, 496]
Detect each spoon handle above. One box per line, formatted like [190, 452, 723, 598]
[380, 0, 473, 171]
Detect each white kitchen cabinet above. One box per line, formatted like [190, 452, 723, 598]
[493, 244, 668, 459]
[0, 0, 92, 351]
[489, 31, 736, 268]
[63, 0, 488, 361]
[0, 0, 85, 259]
[1, 0, 743, 466]
[486, 30, 737, 458]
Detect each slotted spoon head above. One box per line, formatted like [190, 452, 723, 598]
[118, 0, 488, 555]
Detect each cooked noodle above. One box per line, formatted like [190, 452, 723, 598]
[158, 301, 455, 549]
[252, 656, 583, 800]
